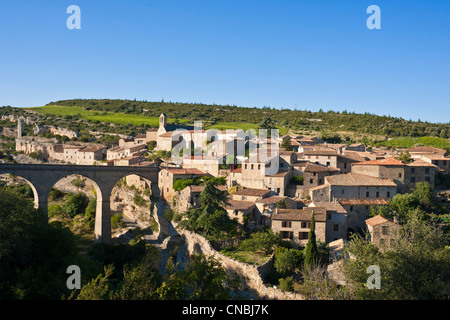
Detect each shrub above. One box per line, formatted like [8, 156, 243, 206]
[133, 194, 146, 206]
[61, 192, 89, 218]
[290, 176, 304, 185]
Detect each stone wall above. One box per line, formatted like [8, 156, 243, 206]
[179, 229, 305, 300]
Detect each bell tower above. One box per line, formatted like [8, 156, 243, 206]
[159, 113, 167, 129]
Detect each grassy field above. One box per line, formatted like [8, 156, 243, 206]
[28, 105, 289, 133]
[374, 136, 450, 151]
[27, 105, 188, 127]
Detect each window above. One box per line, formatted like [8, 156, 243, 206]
[245, 164, 247, 169]
[382, 226, 388, 235]
[251, 164, 254, 170]
[350, 206, 353, 212]
[282, 221, 292, 228]
[326, 162, 330, 166]
[344, 163, 347, 169]
[327, 213, 332, 220]
[411, 168, 415, 174]
[301, 222, 310, 228]
[309, 179, 313, 184]
[333, 224, 339, 232]
[281, 231, 293, 239]
[399, 173, 402, 178]
[258, 164, 261, 170]
[387, 191, 391, 198]
[299, 232, 308, 240]
[425, 168, 430, 174]
[366, 191, 370, 198]
[376, 191, 380, 198]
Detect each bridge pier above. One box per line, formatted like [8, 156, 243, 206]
[94, 197, 112, 244]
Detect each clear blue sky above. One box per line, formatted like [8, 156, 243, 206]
[1, 0, 449, 123]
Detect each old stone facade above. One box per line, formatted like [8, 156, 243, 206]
[365, 215, 401, 251]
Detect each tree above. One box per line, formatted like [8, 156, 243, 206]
[341, 211, 450, 300]
[73, 265, 115, 300]
[304, 211, 318, 267]
[199, 180, 228, 210]
[61, 192, 89, 218]
[412, 181, 436, 210]
[71, 176, 86, 189]
[397, 151, 413, 163]
[183, 255, 231, 300]
[281, 137, 292, 151]
[238, 230, 282, 255]
[274, 247, 303, 276]
[259, 115, 276, 137]
[0, 190, 79, 299]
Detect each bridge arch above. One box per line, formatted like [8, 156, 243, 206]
[0, 163, 160, 244]
[0, 173, 40, 209]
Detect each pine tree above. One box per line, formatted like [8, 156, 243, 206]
[304, 210, 318, 267]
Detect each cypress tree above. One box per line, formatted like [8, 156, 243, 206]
[304, 210, 318, 267]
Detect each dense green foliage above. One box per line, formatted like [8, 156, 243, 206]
[40, 99, 450, 139]
[340, 212, 450, 300]
[0, 191, 79, 299]
[304, 212, 318, 267]
[179, 180, 237, 239]
[173, 176, 226, 192]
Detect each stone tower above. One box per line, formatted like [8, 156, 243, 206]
[159, 113, 167, 129]
[17, 116, 24, 138]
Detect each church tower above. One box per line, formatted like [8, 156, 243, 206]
[159, 113, 167, 129]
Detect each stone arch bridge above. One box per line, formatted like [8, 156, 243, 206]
[0, 163, 160, 243]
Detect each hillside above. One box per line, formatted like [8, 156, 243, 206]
[45, 99, 450, 140]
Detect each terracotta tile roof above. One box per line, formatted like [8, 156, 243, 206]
[419, 155, 450, 161]
[255, 196, 287, 204]
[325, 172, 397, 187]
[304, 149, 338, 156]
[353, 158, 404, 166]
[406, 160, 440, 167]
[309, 185, 329, 192]
[304, 163, 340, 173]
[266, 170, 290, 178]
[407, 146, 447, 155]
[232, 188, 271, 197]
[337, 198, 388, 206]
[230, 167, 242, 173]
[365, 214, 395, 227]
[310, 201, 347, 214]
[273, 208, 327, 222]
[339, 151, 367, 162]
[79, 145, 106, 153]
[225, 199, 255, 211]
